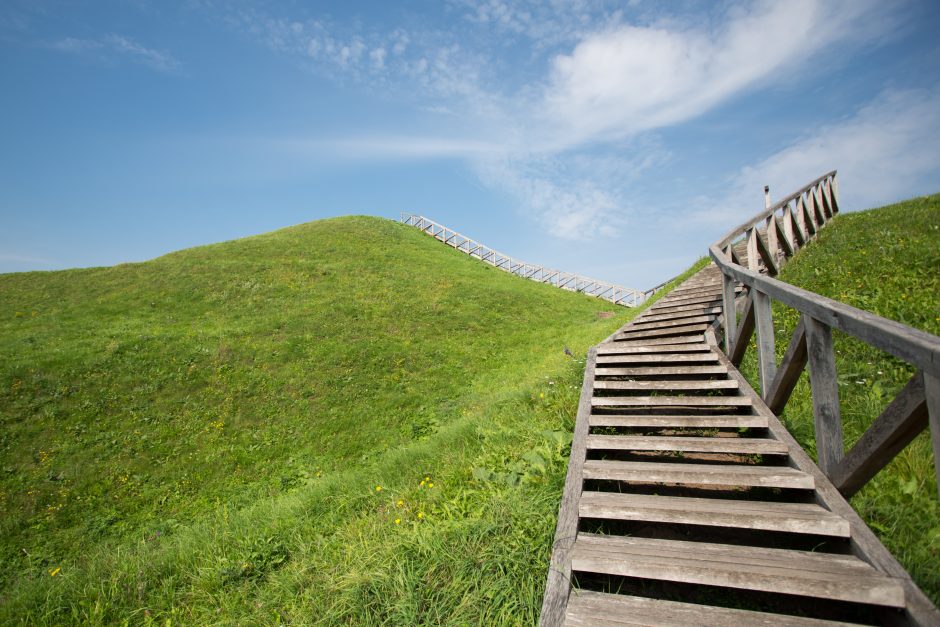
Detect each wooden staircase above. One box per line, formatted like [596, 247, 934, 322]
[541, 263, 937, 626]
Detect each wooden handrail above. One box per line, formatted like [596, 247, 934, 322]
[708, 171, 940, 498]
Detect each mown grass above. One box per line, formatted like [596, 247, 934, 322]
[737, 194, 940, 604]
[0, 215, 676, 623]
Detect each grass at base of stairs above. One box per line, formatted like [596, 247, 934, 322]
[737, 194, 940, 604]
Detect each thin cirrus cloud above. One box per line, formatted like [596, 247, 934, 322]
[687, 86, 940, 228]
[51, 34, 180, 73]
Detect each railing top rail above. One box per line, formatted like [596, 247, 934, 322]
[400, 213, 649, 302]
[714, 171, 837, 250]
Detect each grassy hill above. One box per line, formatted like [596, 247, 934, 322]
[1, 216, 686, 623]
[738, 194, 940, 603]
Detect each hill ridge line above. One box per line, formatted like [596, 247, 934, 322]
[401, 213, 656, 307]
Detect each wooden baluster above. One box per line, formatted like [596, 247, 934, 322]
[784, 202, 800, 251]
[753, 289, 777, 397]
[830, 175, 840, 215]
[804, 191, 818, 236]
[804, 315, 844, 474]
[746, 228, 760, 272]
[722, 271, 737, 355]
[796, 196, 808, 240]
[766, 214, 780, 265]
[925, 372, 940, 495]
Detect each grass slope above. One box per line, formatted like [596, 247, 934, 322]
[1, 216, 684, 623]
[739, 194, 940, 603]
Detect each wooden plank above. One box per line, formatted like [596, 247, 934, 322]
[747, 228, 760, 272]
[721, 273, 737, 355]
[582, 460, 813, 489]
[594, 365, 728, 377]
[539, 349, 598, 626]
[586, 434, 787, 454]
[633, 307, 722, 324]
[804, 315, 844, 475]
[570, 534, 904, 608]
[591, 395, 752, 408]
[754, 228, 780, 276]
[753, 289, 777, 397]
[766, 318, 808, 414]
[923, 372, 940, 496]
[613, 335, 705, 347]
[829, 372, 927, 498]
[564, 591, 860, 627]
[593, 379, 738, 392]
[651, 294, 724, 310]
[589, 414, 768, 428]
[597, 345, 712, 356]
[578, 492, 849, 537]
[646, 300, 727, 316]
[617, 324, 710, 340]
[628, 314, 716, 330]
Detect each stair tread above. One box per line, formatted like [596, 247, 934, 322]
[589, 414, 768, 428]
[594, 379, 738, 391]
[582, 459, 814, 489]
[586, 434, 788, 454]
[578, 492, 849, 537]
[570, 534, 904, 607]
[565, 590, 868, 626]
[591, 395, 752, 407]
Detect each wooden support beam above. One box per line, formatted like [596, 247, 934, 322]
[753, 289, 777, 398]
[729, 296, 755, 366]
[830, 372, 928, 498]
[754, 228, 779, 276]
[721, 272, 737, 354]
[926, 372, 940, 497]
[765, 318, 807, 414]
[746, 228, 760, 272]
[772, 214, 794, 260]
[804, 315, 844, 474]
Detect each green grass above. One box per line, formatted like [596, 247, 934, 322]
[738, 194, 940, 603]
[0, 215, 669, 624]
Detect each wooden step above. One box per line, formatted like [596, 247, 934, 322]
[633, 307, 722, 324]
[617, 324, 711, 340]
[570, 534, 905, 607]
[591, 395, 752, 408]
[578, 493, 850, 537]
[612, 335, 704, 347]
[593, 380, 738, 392]
[586, 434, 788, 455]
[565, 591, 867, 626]
[629, 315, 717, 330]
[582, 460, 814, 489]
[594, 365, 728, 377]
[589, 414, 768, 429]
[652, 294, 723, 309]
[596, 355, 720, 366]
[597, 344, 712, 355]
[644, 301, 726, 316]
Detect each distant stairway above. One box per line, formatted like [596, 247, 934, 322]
[540, 263, 927, 625]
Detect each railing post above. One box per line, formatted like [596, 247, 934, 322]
[925, 372, 940, 496]
[804, 315, 844, 474]
[753, 289, 777, 398]
[721, 253, 737, 355]
[746, 228, 759, 272]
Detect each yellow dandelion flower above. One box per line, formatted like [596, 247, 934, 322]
[49, 567, 61, 577]
[428, 482, 434, 488]
[417, 512, 425, 519]
[394, 518, 401, 525]
[396, 499, 404, 507]
[375, 486, 382, 492]
[539, 393, 544, 399]
[424, 476, 430, 482]
[419, 480, 425, 487]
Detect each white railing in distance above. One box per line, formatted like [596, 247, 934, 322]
[401, 214, 654, 307]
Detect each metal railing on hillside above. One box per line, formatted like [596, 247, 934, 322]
[401, 213, 655, 307]
[709, 171, 940, 499]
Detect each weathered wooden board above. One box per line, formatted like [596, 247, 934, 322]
[582, 460, 813, 489]
[570, 534, 905, 607]
[585, 434, 787, 454]
[591, 395, 752, 407]
[593, 365, 728, 376]
[593, 379, 738, 391]
[588, 414, 768, 429]
[578, 492, 849, 537]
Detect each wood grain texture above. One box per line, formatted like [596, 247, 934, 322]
[582, 459, 813, 489]
[804, 315, 844, 475]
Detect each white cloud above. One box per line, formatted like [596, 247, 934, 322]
[537, 0, 888, 148]
[51, 34, 180, 73]
[688, 86, 940, 228]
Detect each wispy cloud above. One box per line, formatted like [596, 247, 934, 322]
[687, 86, 940, 227]
[51, 33, 180, 73]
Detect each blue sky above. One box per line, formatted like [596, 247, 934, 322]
[2, 0, 939, 289]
